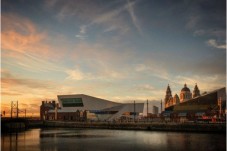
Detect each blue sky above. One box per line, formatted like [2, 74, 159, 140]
[1, 0, 226, 116]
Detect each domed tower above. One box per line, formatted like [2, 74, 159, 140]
[173, 94, 180, 105]
[165, 84, 172, 108]
[193, 83, 200, 98]
[180, 83, 192, 102]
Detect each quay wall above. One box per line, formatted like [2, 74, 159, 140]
[1, 119, 226, 133]
[43, 121, 226, 133]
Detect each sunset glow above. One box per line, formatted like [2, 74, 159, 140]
[1, 0, 226, 117]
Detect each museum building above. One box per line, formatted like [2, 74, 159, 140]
[40, 94, 150, 121]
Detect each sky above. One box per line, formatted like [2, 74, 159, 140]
[1, 0, 226, 117]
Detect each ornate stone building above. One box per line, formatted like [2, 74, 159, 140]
[164, 84, 172, 108]
[165, 83, 200, 108]
[193, 83, 200, 98]
[173, 94, 180, 105]
[180, 84, 192, 102]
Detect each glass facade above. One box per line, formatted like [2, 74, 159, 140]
[61, 98, 84, 107]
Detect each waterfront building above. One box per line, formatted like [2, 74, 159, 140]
[163, 85, 226, 122]
[40, 101, 57, 120]
[193, 83, 200, 98]
[164, 84, 172, 108]
[165, 83, 200, 108]
[40, 94, 152, 121]
[180, 83, 192, 102]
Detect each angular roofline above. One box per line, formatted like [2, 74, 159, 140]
[57, 94, 122, 104]
[202, 87, 225, 96]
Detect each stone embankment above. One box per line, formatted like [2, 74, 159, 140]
[2, 119, 225, 133]
[43, 121, 226, 133]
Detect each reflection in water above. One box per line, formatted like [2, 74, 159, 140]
[2, 129, 41, 151]
[1, 128, 226, 151]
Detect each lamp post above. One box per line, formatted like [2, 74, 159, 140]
[218, 97, 222, 119]
[147, 100, 148, 122]
[134, 101, 136, 123]
[161, 99, 162, 113]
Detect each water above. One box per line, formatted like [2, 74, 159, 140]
[1, 128, 226, 151]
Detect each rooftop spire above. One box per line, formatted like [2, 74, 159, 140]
[193, 83, 200, 98]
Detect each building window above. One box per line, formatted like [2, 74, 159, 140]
[61, 98, 84, 107]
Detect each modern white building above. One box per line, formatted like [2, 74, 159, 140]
[42, 94, 154, 121]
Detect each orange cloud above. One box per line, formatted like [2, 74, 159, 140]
[1, 69, 58, 116]
[1, 13, 50, 56]
[1, 69, 58, 96]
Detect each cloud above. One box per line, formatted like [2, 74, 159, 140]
[50, 0, 99, 22]
[135, 64, 149, 72]
[193, 29, 226, 38]
[1, 13, 49, 55]
[88, 2, 132, 34]
[48, 0, 132, 34]
[80, 25, 87, 34]
[1, 69, 58, 93]
[184, 0, 226, 47]
[75, 25, 88, 40]
[171, 74, 225, 92]
[1, 69, 64, 115]
[75, 34, 87, 40]
[68, 42, 135, 80]
[135, 84, 155, 91]
[90, 3, 127, 25]
[2, 76, 57, 90]
[135, 64, 169, 80]
[206, 39, 226, 49]
[193, 29, 206, 36]
[70, 1, 140, 38]
[65, 69, 85, 80]
[14, 103, 41, 117]
[65, 66, 125, 81]
[185, 16, 200, 29]
[126, 0, 142, 35]
[103, 25, 122, 33]
[1, 92, 22, 96]
[1, 13, 69, 64]
[2, 50, 66, 73]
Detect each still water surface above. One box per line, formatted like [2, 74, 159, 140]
[1, 128, 226, 151]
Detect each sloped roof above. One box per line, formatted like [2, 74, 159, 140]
[57, 94, 121, 110]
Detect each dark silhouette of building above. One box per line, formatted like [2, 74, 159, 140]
[40, 101, 56, 120]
